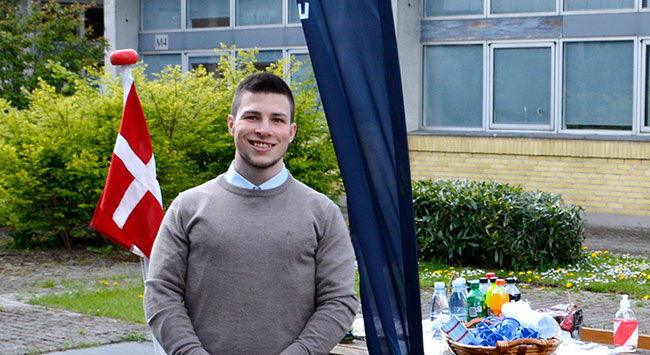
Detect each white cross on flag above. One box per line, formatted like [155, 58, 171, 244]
[91, 58, 163, 258]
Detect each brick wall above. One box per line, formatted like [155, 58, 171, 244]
[408, 135, 650, 218]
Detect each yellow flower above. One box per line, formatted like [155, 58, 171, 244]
[644, 295, 649, 300]
[647, 275, 650, 280]
[557, 268, 563, 272]
[567, 273, 574, 276]
[591, 253, 597, 257]
[582, 246, 588, 250]
[449, 267, 455, 270]
[101, 280, 109, 285]
[526, 271, 532, 275]
[424, 268, 429, 272]
[604, 251, 609, 254]
[527, 278, 532, 282]
[565, 282, 573, 288]
[642, 272, 647, 276]
[518, 271, 524, 275]
[588, 273, 594, 277]
[139, 294, 144, 298]
[541, 287, 545, 290]
[434, 270, 442, 274]
[534, 275, 540, 280]
[509, 272, 514, 276]
[114, 281, 118, 286]
[95, 289, 100, 293]
[522, 285, 527, 289]
[620, 274, 625, 279]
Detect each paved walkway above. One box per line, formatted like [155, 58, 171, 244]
[0, 225, 648, 354]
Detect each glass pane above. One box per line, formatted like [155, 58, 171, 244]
[142, 0, 180, 30]
[290, 53, 311, 83]
[563, 41, 633, 130]
[188, 0, 230, 28]
[189, 56, 222, 77]
[564, 0, 634, 11]
[423, 45, 483, 128]
[491, 0, 555, 14]
[646, 45, 650, 127]
[289, 0, 301, 23]
[424, 0, 483, 16]
[493, 47, 551, 126]
[238, 50, 283, 70]
[141, 54, 182, 78]
[236, 0, 282, 26]
[645, 0, 649, 8]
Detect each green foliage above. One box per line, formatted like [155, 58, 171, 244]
[0, 1, 108, 108]
[0, 49, 342, 249]
[413, 179, 585, 270]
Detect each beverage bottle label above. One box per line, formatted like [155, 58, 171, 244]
[614, 319, 638, 347]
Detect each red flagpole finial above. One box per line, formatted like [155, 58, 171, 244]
[110, 49, 139, 65]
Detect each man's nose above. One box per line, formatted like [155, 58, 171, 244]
[255, 117, 272, 135]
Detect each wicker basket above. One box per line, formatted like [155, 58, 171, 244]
[443, 318, 562, 355]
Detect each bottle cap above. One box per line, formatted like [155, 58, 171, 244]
[490, 276, 498, 283]
[479, 277, 488, 283]
[452, 278, 465, 288]
[620, 294, 630, 309]
[470, 280, 480, 289]
[486, 272, 496, 279]
[434, 281, 445, 290]
[496, 279, 506, 286]
[506, 277, 515, 284]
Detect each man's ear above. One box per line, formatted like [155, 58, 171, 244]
[289, 122, 297, 142]
[227, 115, 235, 136]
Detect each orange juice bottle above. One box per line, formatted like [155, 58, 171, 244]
[490, 279, 509, 317]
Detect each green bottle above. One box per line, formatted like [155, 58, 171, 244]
[484, 276, 497, 316]
[466, 280, 484, 320]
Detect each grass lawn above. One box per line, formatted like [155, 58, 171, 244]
[29, 280, 146, 324]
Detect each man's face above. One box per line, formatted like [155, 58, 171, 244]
[228, 91, 297, 180]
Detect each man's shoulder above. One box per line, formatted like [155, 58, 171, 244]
[175, 175, 225, 203]
[287, 176, 339, 209]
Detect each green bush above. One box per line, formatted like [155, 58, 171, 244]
[412, 179, 585, 270]
[0, 49, 342, 249]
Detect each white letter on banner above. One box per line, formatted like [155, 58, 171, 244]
[112, 134, 163, 228]
[298, 3, 309, 20]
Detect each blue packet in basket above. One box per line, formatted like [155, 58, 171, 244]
[441, 315, 476, 345]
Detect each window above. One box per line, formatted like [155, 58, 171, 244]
[563, 0, 634, 11]
[142, 0, 180, 30]
[238, 49, 283, 70]
[645, 43, 650, 127]
[288, 0, 302, 24]
[422, 45, 483, 128]
[563, 41, 633, 130]
[142, 54, 182, 78]
[189, 55, 222, 77]
[424, 0, 483, 17]
[187, 0, 230, 28]
[491, 46, 552, 128]
[491, 0, 555, 14]
[236, 0, 282, 26]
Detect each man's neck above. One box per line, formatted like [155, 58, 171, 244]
[233, 159, 283, 187]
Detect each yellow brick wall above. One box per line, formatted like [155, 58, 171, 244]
[408, 135, 650, 217]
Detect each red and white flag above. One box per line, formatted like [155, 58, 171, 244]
[91, 53, 163, 258]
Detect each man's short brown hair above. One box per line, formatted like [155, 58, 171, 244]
[231, 73, 295, 122]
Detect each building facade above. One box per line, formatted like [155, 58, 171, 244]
[105, 0, 650, 227]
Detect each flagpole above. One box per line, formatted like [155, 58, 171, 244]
[108, 49, 166, 355]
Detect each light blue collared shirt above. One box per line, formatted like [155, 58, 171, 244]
[224, 161, 289, 190]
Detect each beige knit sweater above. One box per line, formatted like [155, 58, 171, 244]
[144, 175, 358, 355]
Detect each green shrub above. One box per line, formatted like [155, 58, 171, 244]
[413, 179, 585, 270]
[0, 49, 342, 249]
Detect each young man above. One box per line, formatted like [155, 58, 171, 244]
[144, 72, 359, 355]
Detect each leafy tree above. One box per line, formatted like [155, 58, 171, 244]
[0, 50, 343, 249]
[0, 1, 107, 108]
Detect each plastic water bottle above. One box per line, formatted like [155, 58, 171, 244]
[614, 294, 638, 349]
[430, 281, 449, 321]
[490, 279, 509, 317]
[449, 278, 468, 322]
[466, 280, 484, 320]
[478, 277, 489, 295]
[505, 277, 520, 302]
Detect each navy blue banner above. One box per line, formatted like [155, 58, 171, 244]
[296, 0, 423, 353]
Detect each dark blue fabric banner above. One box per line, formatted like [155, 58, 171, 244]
[296, 0, 424, 353]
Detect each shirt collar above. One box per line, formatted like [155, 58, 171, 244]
[224, 161, 289, 190]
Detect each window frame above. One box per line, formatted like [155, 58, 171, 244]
[421, 0, 649, 20]
[487, 41, 556, 131]
[559, 37, 638, 135]
[420, 41, 487, 132]
[640, 39, 650, 132]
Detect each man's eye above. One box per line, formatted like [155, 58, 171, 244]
[244, 115, 256, 120]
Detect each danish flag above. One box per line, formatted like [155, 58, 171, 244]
[91, 50, 163, 258]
